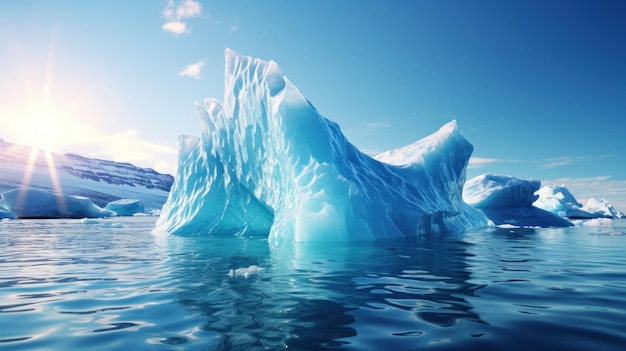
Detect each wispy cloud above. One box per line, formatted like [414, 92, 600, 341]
[162, 0, 202, 36]
[43, 125, 178, 175]
[230, 19, 239, 32]
[356, 122, 391, 138]
[364, 122, 391, 129]
[469, 154, 614, 170]
[541, 154, 613, 169]
[468, 157, 506, 169]
[361, 148, 384, 156]
[179, 60, 206, 79]
[92, 130, 177, 175]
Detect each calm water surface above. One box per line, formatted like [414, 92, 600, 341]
[1, 216, 625, 350]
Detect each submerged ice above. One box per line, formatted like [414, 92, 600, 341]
[154, 49, 488, 243]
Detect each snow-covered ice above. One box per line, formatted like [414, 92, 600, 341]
[582, 198, 625, 219]
[104, 199, 145, 216]
[463, 173, 572, 227]
[0, 188, 114, 219]
[534, 185, 624, 219]
[154, 49, 489, 243]
[463, 173, 541, 208]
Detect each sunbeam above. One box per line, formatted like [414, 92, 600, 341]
[14, 28, 66, 215]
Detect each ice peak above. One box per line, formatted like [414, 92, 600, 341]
[154, 51, 488, 243]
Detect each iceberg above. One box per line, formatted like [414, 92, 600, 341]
[154, 49, 489, 243]
[228, 265, 265, 279]
[0, 204, 16, 219]
[0, 188, 114, 219]
[581, 198, 625, 219]
[104, 198, 145, 216]
[533, 185, 623, 219]
[463, 174, 572, 227]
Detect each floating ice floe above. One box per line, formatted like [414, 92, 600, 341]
[0, 188, 114, 219]
[228, 265, 265, 279]
[154, 49, 489, 243]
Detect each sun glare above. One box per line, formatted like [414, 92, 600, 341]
[16, 109, 66, 212]
[28, 113, 56, 152]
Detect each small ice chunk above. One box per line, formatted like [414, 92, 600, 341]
[228, 265, 264, 279]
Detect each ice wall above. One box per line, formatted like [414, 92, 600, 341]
[154, 49, 488, 243]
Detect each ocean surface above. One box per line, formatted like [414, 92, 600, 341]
[1, 216, 625, 350]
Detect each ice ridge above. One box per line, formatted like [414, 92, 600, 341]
[154, 49, 488, 243]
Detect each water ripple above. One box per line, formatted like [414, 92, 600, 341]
[1, 217, 626, 350]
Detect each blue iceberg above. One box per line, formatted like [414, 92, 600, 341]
[0, 204, 16, 219]
[1, 188, 114, 219]
[154, 49, 489, 243]
[463, 174, 572, 227]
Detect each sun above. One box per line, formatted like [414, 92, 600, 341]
[20, 108, 67, 153]
[17, 108, 66, 208]
[28, 113, 55, 151]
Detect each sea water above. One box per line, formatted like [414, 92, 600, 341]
[1, 216, 625, 350]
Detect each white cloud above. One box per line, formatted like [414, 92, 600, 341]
[162, 0, 202, 36]
[163, 0, 201, 20]
[162, 21, 190, 35]
[88, 129, 178, 175]
[179, 60, 206, 79]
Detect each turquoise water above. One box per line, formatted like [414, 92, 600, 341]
[1, 216, 625, 350]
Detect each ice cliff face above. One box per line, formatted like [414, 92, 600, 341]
[154, 49, 488, 243]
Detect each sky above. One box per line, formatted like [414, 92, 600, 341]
[1, 0, 625, 210]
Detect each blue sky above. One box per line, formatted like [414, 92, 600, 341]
[1, 0, 625, 209]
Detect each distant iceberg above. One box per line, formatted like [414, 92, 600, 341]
[463, 174, 572, 227]
[581, 198, 625, 219]
[104, 198, 145, 216]
[534, 185, 624, 219]
[154, 49, 489, 243]
[0, 188, 114, 219]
